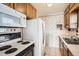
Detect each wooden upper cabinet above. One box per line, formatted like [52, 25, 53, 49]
[70, 3, 79, 13]
[3, 3, 14, 8]
[65, 4, 70, 14]
[64, 4, 70, 29]
[70, 3, 75, 9]
[3, 3, 37, 19]
[27, 3, 37, 19]
[64, 3, 79, 30]
[67, 13, 70, 28]
[14, 3, 27, 15]
[32, 7, 37, 18]
[27, 4, 33, 19]
[64, 14, 70, 29]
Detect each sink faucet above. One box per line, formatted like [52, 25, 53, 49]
[71, 35, 76, 39]
[70, 29, 79, 40]
[71, 33, 79, 40]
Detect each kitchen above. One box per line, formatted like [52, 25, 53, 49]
[0, 3, 79, 56]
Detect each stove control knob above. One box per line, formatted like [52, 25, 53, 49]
[11, 29, 12, 31]
[14, 29, 16, 31]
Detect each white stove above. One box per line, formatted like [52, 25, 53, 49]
[0, 28, 34, 56]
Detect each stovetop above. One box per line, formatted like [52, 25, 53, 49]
[0, 45, 12, 51]
[0, 39, 34, 56]
[17, 41, 23, 43]
[5, 48, 18, 54]
[17, 41, 30, 45]
[21, 41, 30, 45]
[5, 40, 30, 54]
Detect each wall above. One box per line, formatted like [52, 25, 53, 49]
[40, 12, 64, 48]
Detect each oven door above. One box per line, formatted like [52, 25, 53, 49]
[16, 44, 34, 56]
[23, 50, 33, 56]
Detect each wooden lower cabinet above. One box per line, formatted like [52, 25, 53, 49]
[60, 48, 64, 56]
[68, 49, 73, 56]
[63, 48, 68, 56]
[59, 37, 73, 56]
[59, 37, 64, 56]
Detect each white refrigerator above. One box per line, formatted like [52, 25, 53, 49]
[22, 18, 46, 56]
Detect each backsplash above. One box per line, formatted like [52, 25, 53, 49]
[60, 28, 79, 37]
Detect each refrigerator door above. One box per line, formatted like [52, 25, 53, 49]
[22, 18, 46, 56]
[41, 21, 46, 56]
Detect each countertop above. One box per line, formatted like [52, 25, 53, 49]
[59, 30, 79, 56]
[0, 38, 35, 56]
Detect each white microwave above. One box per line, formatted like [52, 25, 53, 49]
[0, 12, 21, 27]
[0, 4, 26, 28]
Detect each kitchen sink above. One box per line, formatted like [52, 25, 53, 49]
[63, 37, 79, 45]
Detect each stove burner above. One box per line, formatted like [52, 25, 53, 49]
[0, 45, 12, 51]
[5, 48, 17, 54]
[17, 41, 22, 43]
[21, 41, 30, 45]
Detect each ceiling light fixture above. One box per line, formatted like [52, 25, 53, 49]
[47, 3, 53, 7]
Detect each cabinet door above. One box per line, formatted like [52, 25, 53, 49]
[61, 42, 65, 56]
[67, 13, 70, 28]
[3, 3, 14, 8]
[68, 51, 73, 56]
[64, 14, 66, 28]
[59, 37, 64, 56]
[14, 3, 27, 15]
[63, 49, 68, 56]
[32, 7, 37, 19]
[77, 4, 79, 31]
[70, 3, 75, 9]
[27, 4, 33, 19]
[64, 14, 67, 28]
[67, 49, 73, 56]
[63, 44, 68, 56]
[64, 4, 70, 29]
[64, 13, 70, 29]
[70, 3, 79, 13]
[59, 37, 61, 49]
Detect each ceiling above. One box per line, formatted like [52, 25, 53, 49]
[31, 3, 69, 17]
